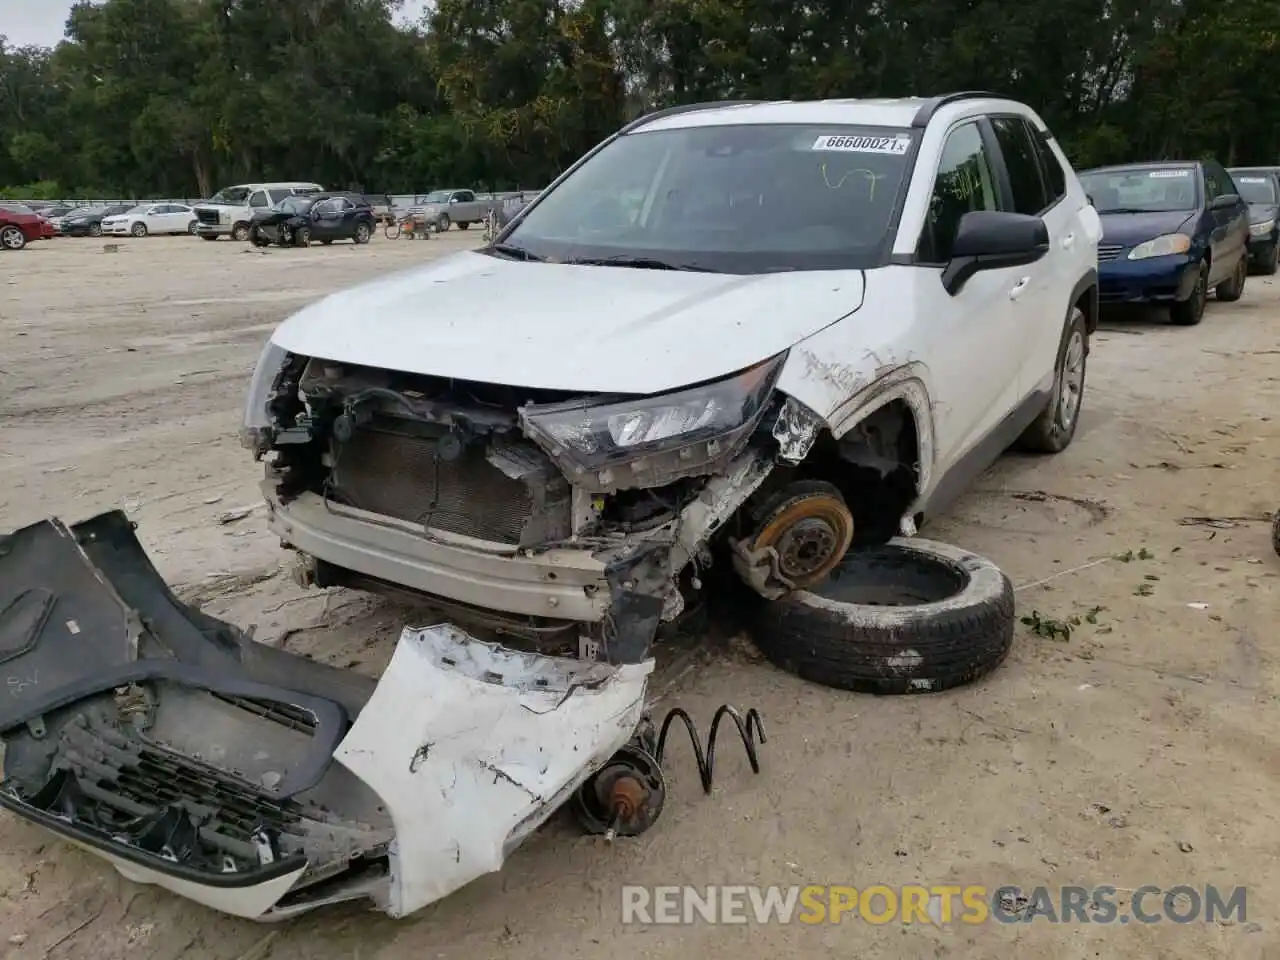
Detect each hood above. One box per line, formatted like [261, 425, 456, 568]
[269, 251, 865, 394]
[1248, 202, 1279, 224]
[1100, 210, 1196, 247]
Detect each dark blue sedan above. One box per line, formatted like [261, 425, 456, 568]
[1078, 161, 1250, 325]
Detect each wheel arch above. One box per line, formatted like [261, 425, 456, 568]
[1070, 269, 1099, 335]
[772, 366, 936, 542]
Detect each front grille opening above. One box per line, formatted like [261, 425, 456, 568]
[328, 424, 535, 544]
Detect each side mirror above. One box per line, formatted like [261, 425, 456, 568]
[449, 197, 459, 204]
[942, 210, 1050, 296]
[1086, 194, 1095, 207]
[1210, 193, 1239, 210]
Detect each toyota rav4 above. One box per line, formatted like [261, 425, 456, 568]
[245, 93, 1101, 668]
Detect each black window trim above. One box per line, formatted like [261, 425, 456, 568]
[985, 112, 1059, 217]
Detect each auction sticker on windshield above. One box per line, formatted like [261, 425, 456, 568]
[1148, 170, 1192, 178]
[812, 134, 911, 155]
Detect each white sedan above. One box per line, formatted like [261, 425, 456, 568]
[101, 203, 199, 237]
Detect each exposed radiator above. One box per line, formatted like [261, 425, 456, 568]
[329, 425, 539, 545]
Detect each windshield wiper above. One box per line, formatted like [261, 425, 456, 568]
[562, 255, 714, 272]
[1098, 207, 1164, 215]
[488, 243, 544, 262]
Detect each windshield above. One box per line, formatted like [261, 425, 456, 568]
[1230, 174, 1277, 205]
[421, 190, 453, 203]
[209, 186, 251, 205]
[503, 124, 913, 272]
[1080, 167, 1199, 213]
[0, 203, 34, 214]
[276, 196, 315, 214]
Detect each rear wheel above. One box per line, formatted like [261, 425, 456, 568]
[457, 221, 470, 230]
[353, 222, 371, 244]
[1216, 254, 1247, 302]
[1262, 242, 1280, 276]
[1170, 261, 1208, 326]
[1016, 305, 1087, 454]
[294, 226, 311, 247]
[1, 225, 27, 250]
[200, 234, 218, 241]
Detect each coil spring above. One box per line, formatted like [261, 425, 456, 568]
[652, 705, 767, 794]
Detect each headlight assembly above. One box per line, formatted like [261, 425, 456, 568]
[240, 341, 290, 452]
[1250, 219, 1275, 237]
[1127, 233, 1191, 260]
[520, 354, 785, 492]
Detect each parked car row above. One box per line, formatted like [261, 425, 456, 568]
[1078, 160, 1275, 325]
[2, 183, 542, 252]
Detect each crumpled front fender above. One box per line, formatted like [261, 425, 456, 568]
[335, 624, 653, 917]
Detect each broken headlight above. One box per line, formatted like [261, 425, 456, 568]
[520, 354, 784, 492]
[239, 341, 290, 451]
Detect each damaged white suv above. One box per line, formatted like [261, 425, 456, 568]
[246, 93, 1101, 659]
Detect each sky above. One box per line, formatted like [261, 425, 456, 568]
[0, 0, 431, 48]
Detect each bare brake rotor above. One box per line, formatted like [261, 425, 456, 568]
[733, 480, 855, 597]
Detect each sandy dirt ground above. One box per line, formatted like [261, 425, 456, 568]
[0, 233, 1277, 959]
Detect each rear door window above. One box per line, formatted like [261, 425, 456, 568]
[249, 191, 268, 208]
[990, 116, 1049, 215]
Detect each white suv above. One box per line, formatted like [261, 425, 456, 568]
[244, 93, 1101, 664]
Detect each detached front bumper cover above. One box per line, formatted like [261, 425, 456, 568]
[0, 511, 651, 921]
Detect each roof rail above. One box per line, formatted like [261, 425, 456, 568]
[911, 91, 1010, 128]
[620, 100, 766, 134]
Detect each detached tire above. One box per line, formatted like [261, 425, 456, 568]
[744, 539, 1015, 695]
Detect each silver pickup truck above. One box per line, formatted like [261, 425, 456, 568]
[412, 189, 490, 231]
[409, 189, 542, 232]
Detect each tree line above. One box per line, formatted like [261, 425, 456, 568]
[1, 0, 1277, 199]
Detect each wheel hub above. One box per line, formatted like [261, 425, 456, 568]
[742, 481, 855, 592]
[775, 517, 840, 579]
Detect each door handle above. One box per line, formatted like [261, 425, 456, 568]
[1009, 276, 1031, 300]
[1062, 232, 1075, 249]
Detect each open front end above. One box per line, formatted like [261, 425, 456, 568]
[243, 348, 812, 664]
